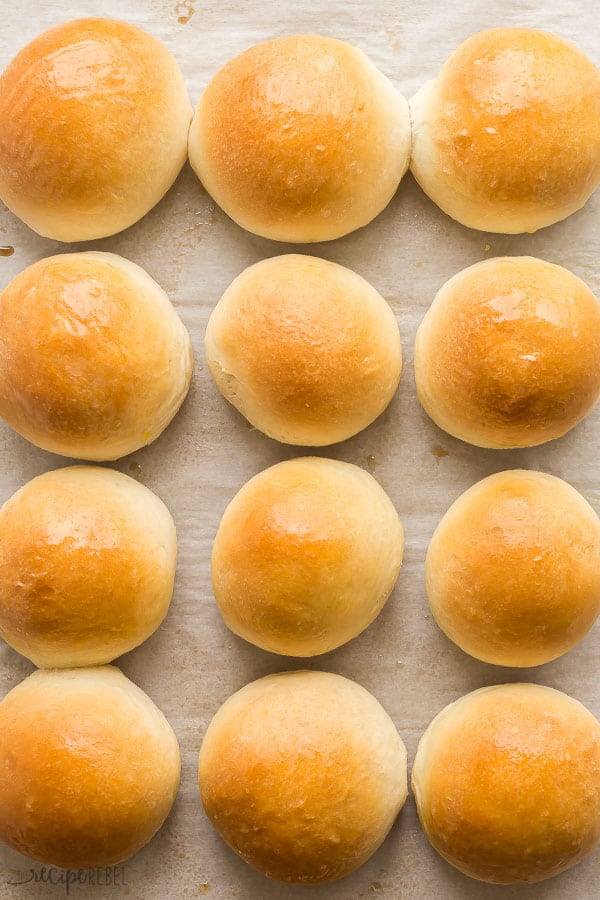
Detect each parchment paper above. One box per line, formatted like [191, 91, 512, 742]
[1, 1, 600, 897]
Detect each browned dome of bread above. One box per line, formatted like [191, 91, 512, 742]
[414, 256, 600, 448]
[0, 466, 177, 668]
[0, 667, 180, 869]
[212, 457, 404, 656]
[0, 252, 193, 460]
[412, 684, 600, 884]
[426, 470, 600, 666]
[189, 35, 411, 242]
[410, 28, 600, 233]
[205, 254, 402, 445]
[0, 17, 192, 241]
[199, 670, 407, 884]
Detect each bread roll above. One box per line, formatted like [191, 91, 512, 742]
[0, 18, 191, 241]
[0, 466, 177, 668]
[199, 670, 407, 883]
[0, 666, 180, 868]
[205, 254, 402, 445]
[410, 28, 600, 233]
[412, 683, 600, 884]
[0, 251, 193, 460]
[414, 256, 600, 448]
[426, 470, 600, 667]
[188, 35, 411, 242]
[212, 457, 403, 656]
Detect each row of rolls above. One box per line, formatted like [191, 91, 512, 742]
[1, 251, 600, 459]
[0, 19, 599, 243]
[3, 661, 600, 885]
[2, 457, 599, 673]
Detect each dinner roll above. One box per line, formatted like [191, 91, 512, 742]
[0, 466, 177, 668]
[205, 254, 402, 445]
[412, 684, 600, 884]
[188, 35, 411, 242]
[0, 18, 191, 241]
[199, 670, 407, 883]
[426, 470, 600, 667]
[414, 256, 600, 448]
[0, 666, 180, 868]
[0, 252, 193, 460]
[410, 28, 600, 233]
[212, 457, 403, 656]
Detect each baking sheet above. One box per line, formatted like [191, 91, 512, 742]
[1, 0, 600, 897]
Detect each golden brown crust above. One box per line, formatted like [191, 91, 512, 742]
[212, 457, 403, 656]
[205, 254, 402, 445]
[0, 17, 191, 241]
[414, 256, 600, 448]
[0, 251, 193, 460]
[0, 466, 177, 667]
[199, 670, 407, 884]
[426, 470, 600, 666]
[0, 666, 180, 868]
[189, 35, 411, 242]
[410, 28, 600, 233]
[412, 684, 600, 884]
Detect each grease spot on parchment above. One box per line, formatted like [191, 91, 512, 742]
[175, 0, 195, 24]
[385, 27, 402, 52]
